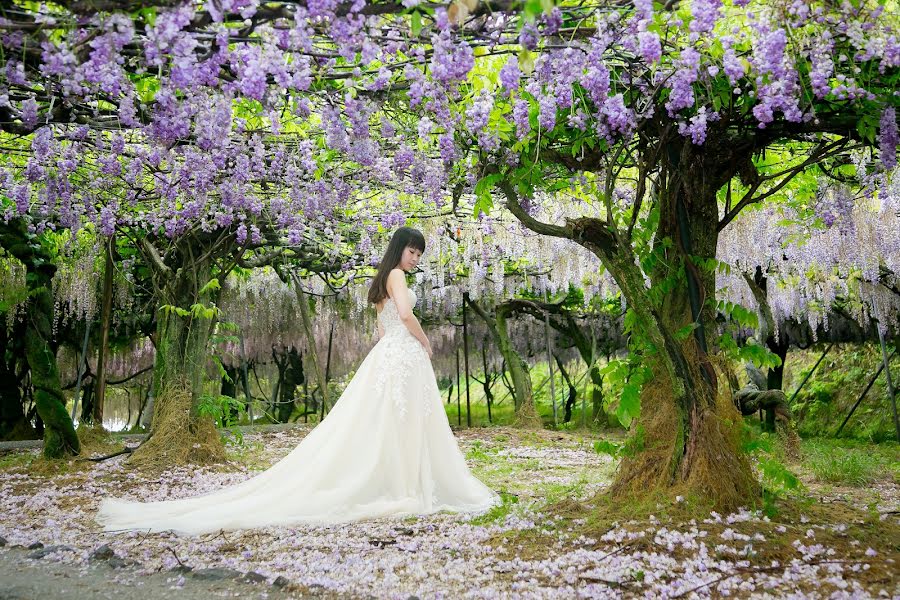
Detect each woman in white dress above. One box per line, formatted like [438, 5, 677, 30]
[96, 227, 499, 535]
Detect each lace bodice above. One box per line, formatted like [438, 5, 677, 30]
[377, 288, 417, 337]
[373, 287, 429, 421]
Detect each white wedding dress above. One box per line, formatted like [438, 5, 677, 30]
[97, 289, 499, 535]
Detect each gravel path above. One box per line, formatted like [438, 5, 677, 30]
[0, 544, 332, 600]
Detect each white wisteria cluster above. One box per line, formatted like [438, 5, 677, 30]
[717, 174, 900, 340]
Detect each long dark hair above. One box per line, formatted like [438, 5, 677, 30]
[367, 227, 426, 304]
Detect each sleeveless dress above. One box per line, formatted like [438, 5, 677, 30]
[96, 288, 499, 535]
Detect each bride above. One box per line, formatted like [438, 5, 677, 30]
[97, 227, 500, 535]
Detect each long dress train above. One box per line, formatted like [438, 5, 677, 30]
[96, 289, 499, 535]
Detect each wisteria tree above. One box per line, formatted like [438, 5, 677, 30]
[444, 1, 900, 507]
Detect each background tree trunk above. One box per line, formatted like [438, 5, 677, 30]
[128, 255, 224, 468]
[92, 236, 115, 429]
[468, 300, 541, 427]
[0, 220, 79, 458]
[0, 327, 34, 440]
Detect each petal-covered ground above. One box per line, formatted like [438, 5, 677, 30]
[0, 426, 897, 599]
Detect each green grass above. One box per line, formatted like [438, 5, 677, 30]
[801, 438, 900, 487]
[469, 491, 520, 525]
[441, 393, 607, 429]
[0, 451, 35, 470]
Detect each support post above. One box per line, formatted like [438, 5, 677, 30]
[834, 350, 895, 437]
[324, 321, 335, 418]
[788, 343, 834, 404]
[482, 334, 493, 424]
[462, 293, 472, 428]
[877, 329, 899, 442]
[456, 346, 461, 427]
[544, 290, 557, 427]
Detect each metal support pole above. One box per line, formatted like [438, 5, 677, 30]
[877, 328, 899, 442]
[544, 291, 557, 427]
[788, 343, 834, 404]
[456, 347, 461, 427]
[835, 350, 895, 437]
[462, 292, 472, 427]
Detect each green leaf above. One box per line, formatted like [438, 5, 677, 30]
[593, 440, 621, 457]
[617, 383, 641, 427]
[411, 10, 422, 37]
[473, 173, 502, 216]
[518, 48, 535, 76]
[674, 323, 698, 341]
[523, 0, 543, 20]
[199, 278, 221, 295]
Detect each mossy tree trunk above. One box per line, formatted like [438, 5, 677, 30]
[468, 299, 541, 428]
[129, 233, 226, 468]
[0, 220, 80, 458]
[129, 285, 223, 467]
[501, 135, 762, 509]
[608, 146, 756, 508]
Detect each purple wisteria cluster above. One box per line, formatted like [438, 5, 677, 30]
[1, 0, 897, 242]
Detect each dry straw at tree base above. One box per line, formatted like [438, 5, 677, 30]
[610, 350, 760, 512]
[126, 384, 225, 471]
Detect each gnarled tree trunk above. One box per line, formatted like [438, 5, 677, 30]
[468, 300, 541, 428]
[501, 135, 760, 509]
[606, 144, 756, 508]
[0, 220, 80, 458]
[129, 244, 224, 469]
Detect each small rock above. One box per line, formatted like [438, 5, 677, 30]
[272, 576, 290, 589]
[0, 536, 7, 547]
[169, 564, 193, 574]
[27, 542, 43, 550]
[241, 571, 267, 584]
[107, 557, 130, 569]
[90, 544, 115, 561]
[407, 596, 421, 600]
[27, 545, 73, 559]
[395, 528, 415, 536]
[190, 567, 243, 581]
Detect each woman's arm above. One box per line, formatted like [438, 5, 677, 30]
[377, 321, 385, 339]
[387, 269, 432, 356]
